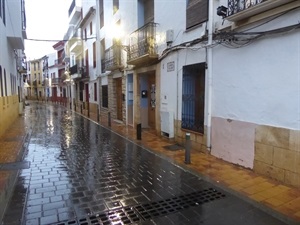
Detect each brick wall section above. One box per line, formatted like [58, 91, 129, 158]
[254, 125, 300, 187]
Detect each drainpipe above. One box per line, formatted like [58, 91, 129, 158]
[96, 0, 101, 121]
[206, 0, 214, 151]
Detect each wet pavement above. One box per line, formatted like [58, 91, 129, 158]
[2, 103, 289, 225]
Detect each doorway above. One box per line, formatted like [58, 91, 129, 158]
[116, 78, 123, 121]
[148, 74, 155, 128]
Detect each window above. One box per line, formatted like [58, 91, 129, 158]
[93, 42, 96, 68]
[144, 0, 154, 24]
[84, 28, 87, 41]
[90, 22, 93, 35]
[186, 0, 208, 29]
[181, 63, 206, 133]
[101, 39, 106, 73]
[94, 82, 97, 101]
[100, 0, 104, 28]
[102, 85, 108, 108]
[0, 66, 3, 97]
[113, 0, 119, 14]
[2, 0, 5, 25]
[85, 49, 89, 76]
[3, 69, 7, 96]
[34, 63, 36, 71]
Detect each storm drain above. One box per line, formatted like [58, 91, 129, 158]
[0, 161, 30, 170]
[55, 188, 226, 225]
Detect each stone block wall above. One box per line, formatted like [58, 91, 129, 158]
[174, 119, 206, 152]
[254, 125, 300, 187]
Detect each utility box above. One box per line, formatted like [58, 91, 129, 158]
[166, 30, 174, 44]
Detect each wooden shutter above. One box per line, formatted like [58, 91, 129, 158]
[186, 0, 208, 29]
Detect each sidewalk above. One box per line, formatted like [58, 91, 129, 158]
[0, 115, 28, 222]
[0, 102, 299, 224]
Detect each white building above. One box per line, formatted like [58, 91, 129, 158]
[0, 0, 27, 137]
[212, 0, 300, 187]
[62, 0, 300, 187]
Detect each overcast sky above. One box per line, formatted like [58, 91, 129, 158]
[25, 0, 72, 60]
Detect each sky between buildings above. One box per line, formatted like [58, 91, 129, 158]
[24, 0, 72, 60]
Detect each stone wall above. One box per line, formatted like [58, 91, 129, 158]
[254, 125, 300, 187]
[174, 119, 207, 152]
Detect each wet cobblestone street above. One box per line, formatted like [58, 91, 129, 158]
[2, 103, 288, 225]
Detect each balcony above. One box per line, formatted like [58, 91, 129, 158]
[227, 0, 296, 22]
[17, 57, 27, 73]
[54, 57, 64, 66]
[70, 38, 83, 54]
[68, 0, 81, 24]
[70, 64, 81, 80]
[51, 78, 61, 85]
[104, 44, 125, 71]
[127, 22, 158, 66]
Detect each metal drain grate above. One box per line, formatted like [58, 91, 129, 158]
[135, 188, 225, 220]
[77, 207, 142, 225]
[52, 188, 225, 225]
[0, 161, 30, 170]
[163, 144, 184, 151]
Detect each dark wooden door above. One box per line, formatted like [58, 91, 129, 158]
[148, 74, 155, 128]
[116, 78, 123, 120]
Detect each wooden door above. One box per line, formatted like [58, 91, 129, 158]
[116, 78, 123, 120]
[148, 74, 155, 128]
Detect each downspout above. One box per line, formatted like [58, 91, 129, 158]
[96, 0, 101, 120]
[206, 0, 214, 151]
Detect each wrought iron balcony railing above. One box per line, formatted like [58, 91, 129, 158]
[104, 44, 125, 71]
[128, 22, 158, 65]
[51, 78, 61, 85]
[227, 0, 296, 20]
[54, 57, 64, 66]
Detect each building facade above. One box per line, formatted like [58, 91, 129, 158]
[61, 0, 300, 187]
[0, 0, 27, 137]
[212, 0, 300, 187]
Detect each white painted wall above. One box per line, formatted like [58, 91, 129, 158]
[213, 9, 300, 130]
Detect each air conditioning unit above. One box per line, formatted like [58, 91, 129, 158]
[160, 110, 174, 138]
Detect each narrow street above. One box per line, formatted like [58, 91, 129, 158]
[2, 102, 287, 225]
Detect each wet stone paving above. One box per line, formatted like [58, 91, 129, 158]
[2, 103, 287, 225]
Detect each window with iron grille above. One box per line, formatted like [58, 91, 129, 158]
[102, 85, 108, 108]
[3, 69, 7, 96]
[186, 0, 208, 29]
[94, 82, 97, 101]
[182, 63, 205, 133]
[93, 42, 96, 68]
[0, 66, 3, 97]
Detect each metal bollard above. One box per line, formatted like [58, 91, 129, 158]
[80, 105, 83, 114]
[70, 102, 72, 109]
[108, 112, 111, 127]
[185, 133, 191, 164]
[137, 123, 142, 140]
[87, 104, 90, 118]
[97, 107, 100, 122]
